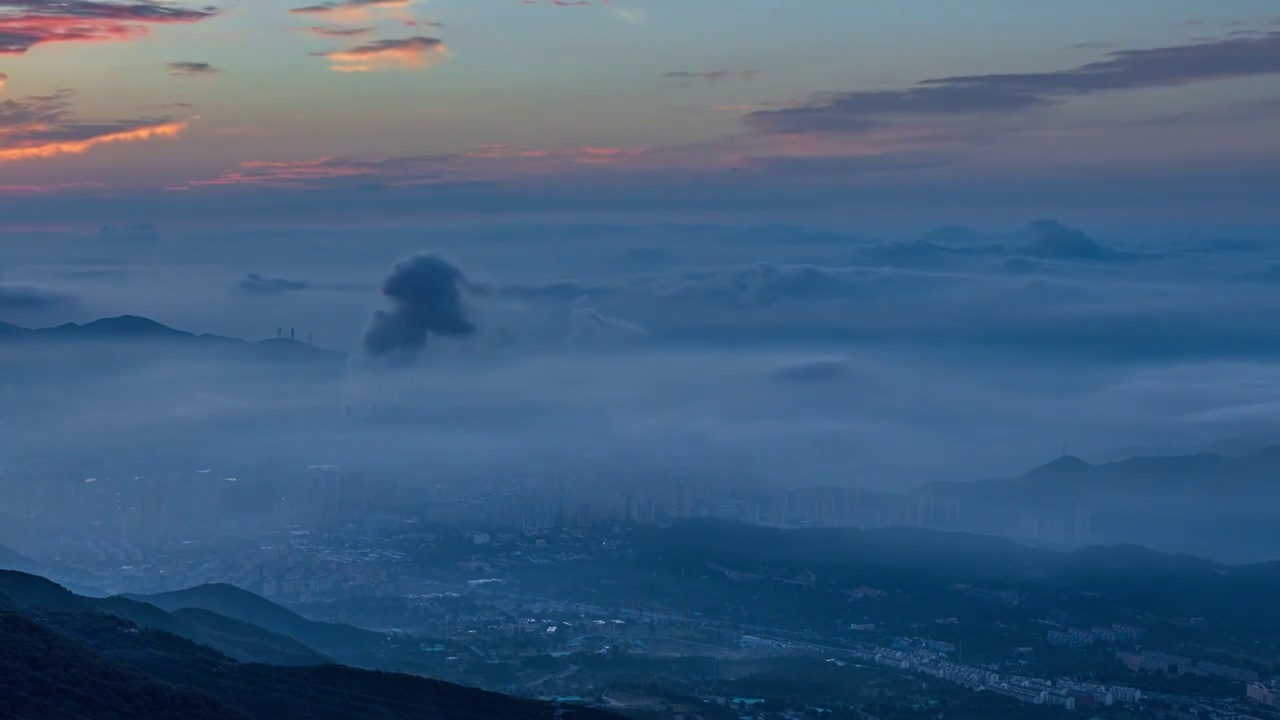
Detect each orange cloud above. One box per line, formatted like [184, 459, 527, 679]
[0, 119, 190, 162]
[313, 36, 448, 72]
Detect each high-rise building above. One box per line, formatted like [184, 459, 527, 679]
[1247, 681, 1280, 708]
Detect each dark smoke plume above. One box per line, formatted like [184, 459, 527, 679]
[362, 253, 477, 360]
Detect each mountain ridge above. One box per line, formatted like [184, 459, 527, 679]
[0, 314, 342, 362]
[919, 442, 1280, 505]
[0, 571, 329, 667]
[122, 583, 384, 657]
[0, 571, 620, 720]
[0, 607, 245, 719]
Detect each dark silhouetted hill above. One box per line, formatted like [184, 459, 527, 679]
[0, 572, 621, 720]
[52, 315, 190, 340]
[0, 315, 341, 363]
[174, 608, 331, 666]
[98, 596, 330, 667]
[0, 572, 326, 666]
[0, 570, 92, 613]
[125, 583, 384, 657]
[0, 608, 244, 720]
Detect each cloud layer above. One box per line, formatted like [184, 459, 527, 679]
[749, 33, 1280, 135]
[7, 216, 1280, 487]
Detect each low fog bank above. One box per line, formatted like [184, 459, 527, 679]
[5, 219, 1280, 483]
[5, 219, 1280, 560]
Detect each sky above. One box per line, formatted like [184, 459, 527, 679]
[5, 1, 1280, 488]
[0, 0, 1278, 227]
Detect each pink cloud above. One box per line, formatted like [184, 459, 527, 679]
[0, 1, 217, 55]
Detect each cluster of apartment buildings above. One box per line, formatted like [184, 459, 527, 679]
[850, 642, 1142, 712]
[1117, 649, 1260, 683]
[1047, 622, 1146, 647]
[919, 656, 1142, 710]
[1247, 680, 1280, 709]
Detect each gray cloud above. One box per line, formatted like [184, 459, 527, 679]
[166, 61, 220, 77]
[1020, 219, 1137, 262]
[436, 220, 1280, 364]
[501, 278, 616, 302]
[770, 357, 850, 384]
[237, 273, 311, 295]
[854, 237, 1001, 268]
[645, 262, 889, 307]
[749, 32, 1280, 134]
[1141, 95, 1280, 127]
[567, 305, 647, 345]
[0, 283, 75, 309]
[362, 253, 478, 360]
[298, 26, 376, 37]
[846, 220, 1140, 266]
[56, 267, 135, 280]
[662, 70, 761, 82]
[99, 223, 160, 243]
[748, 86, 1043, 134]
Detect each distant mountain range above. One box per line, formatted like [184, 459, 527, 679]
[1090, 434, 1280, 464]
[0, 315, 342, 363]
[903, 445, 1280, 562]
[0, 570, 618, 720]
[919, 445, 1280, 509]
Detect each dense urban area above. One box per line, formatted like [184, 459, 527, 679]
[3, 458, 1278, 720]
